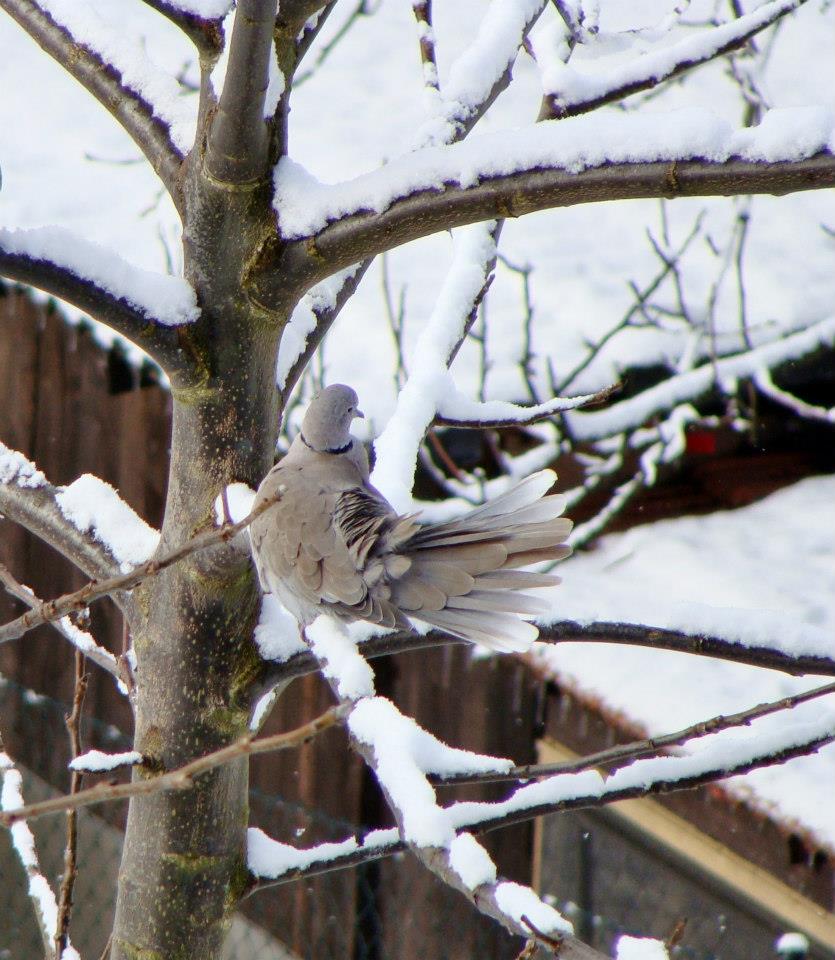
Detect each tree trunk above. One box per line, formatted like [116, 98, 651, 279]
[109, 172, 289, 958]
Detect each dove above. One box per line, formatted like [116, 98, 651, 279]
[250, 384, 572, 652]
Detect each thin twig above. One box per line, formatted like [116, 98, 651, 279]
[0, 491, 283, 646]
[54, 651, 88, 957]
[412, 0, 440, 94]
[0, 705, 347, 826]
[434, 383, 619, 429]
[253, 717, 835, 887]
[433, 679, 835, 785]
[0, 562, 121, 679]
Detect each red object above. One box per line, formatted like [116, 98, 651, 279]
[686, 429, 717, 455]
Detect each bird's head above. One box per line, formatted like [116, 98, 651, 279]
[300, 384, 364, 453]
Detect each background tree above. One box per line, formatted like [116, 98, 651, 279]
[1, 1, 834, 959]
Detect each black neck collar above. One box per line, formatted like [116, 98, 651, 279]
[300, 433, 352, 455]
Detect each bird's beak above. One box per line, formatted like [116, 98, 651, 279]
[355, 408, 365, 419]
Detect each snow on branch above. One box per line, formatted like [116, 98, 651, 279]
[0, 561, 121, 681]
[445, 708, 835, 838]
[140, 0, 228, 57]
[434, 382, 618, 429]
[0, 748, 73, 957]
[0, 487, 281, 646]
[0, 227, 199, 327]
[0, 705, 345, 826]
[247, 824, 400, 883]
[565, 314, 835, 441]
[273, 107, 835, 242]
[300, 616, 603, 958]
[55, 475, 160, 575]
[0, 226, 199, 374]
[276, 264, 366, 397]
[753, 367, 835, 424]
[0, 0, 188, 196]
[371, 222, 498, 511]
[263, 616, 835, 688]
[250, 660, 835, 892]
[416, 0, 547, 147]
[0, 443, 125, 584]
[538, 0, 807, 121]
[432, 679, 835, 787]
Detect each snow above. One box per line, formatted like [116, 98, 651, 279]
[615, 936, 669, 960]
[56, 474, 160, 572]
[69, 749, 142, 772]
[250, 684, 281, 732]
[348, 695, 511, 847]
[2, 0, 835, 917]
[0, 753, 60, 938]
[253, 594, 306, 662]
[531, 474, 835, 848]
[449, 832, 497, 890]
[246, 824, 398, 880]
[276, 266, 362, 391]
[273, 107, 835, 239]
[34, 0, 198, 152]
[0, 443, 46, 489]
[305, 615, 375, 700]
[167, 0, 233, 18]
[0, 227, 200, 327]
[564, 314, 835, 441]
[213, 482, 256, 525]
[539, 0, 801, 110]
[419, 0, 545, 145]
[371, 221, 498, 510]
[494, 881, 573, 936]
[776, 932, 811, 954]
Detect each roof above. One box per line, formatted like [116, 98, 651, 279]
[528, 473, 835, 852]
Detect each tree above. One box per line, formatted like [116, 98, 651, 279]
[1, 1, 834, 958]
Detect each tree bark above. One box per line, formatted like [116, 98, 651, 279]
[109, 161, 288, 958]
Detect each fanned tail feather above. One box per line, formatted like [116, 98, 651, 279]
[385, 470, 572, 651]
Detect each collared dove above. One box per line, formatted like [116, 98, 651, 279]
[250, 384, 572, 652]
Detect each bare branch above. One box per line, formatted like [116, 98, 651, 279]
[411, 0, 439, 94]
[0, 705, 347, 826]
[434, 679, 835, 785]
[279, 263, 370, 400]
[205, 0, 274, 183]
[538, 0, 807, 121]
[54, 651, 87, 958]
[0, 446, 122, 584]
[0, 490, 282, 646]
[266, 151, 835, 290]
[0, 0, 184, 201]
[0, 245, 191, 377]
[0, 562, 121, 680]
[265, 619, 835, 686]
[754, 367, 835, 424]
